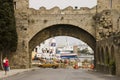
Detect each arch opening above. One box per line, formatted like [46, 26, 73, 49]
[109, 45, 116, 75]
[31, 36, 94, 69]
[101, 47, 104, 64]
[105, 46, 110, 65]
[29, 24, 96, 67]
[111, 46, 115, 60]
[97, 47, 101, 64]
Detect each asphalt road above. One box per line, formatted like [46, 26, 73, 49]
[3, 68, 120, 80]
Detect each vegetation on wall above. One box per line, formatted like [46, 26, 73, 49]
[0, 0, 18, 69]
[109, 60, 116, 75]
[78, 48, 93, 55]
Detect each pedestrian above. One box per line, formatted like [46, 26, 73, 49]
[64, 59, 69, 68]
[3, 57, 9, 75]
[90, 63, 94, 70]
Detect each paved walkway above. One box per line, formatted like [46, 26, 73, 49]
[0, 68, 32, 79]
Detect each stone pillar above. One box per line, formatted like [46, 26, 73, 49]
[10, 0, 30, 69]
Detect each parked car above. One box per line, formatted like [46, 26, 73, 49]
[38, 62, 59, 69]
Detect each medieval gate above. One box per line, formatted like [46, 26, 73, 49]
[11, 0, 120, 75]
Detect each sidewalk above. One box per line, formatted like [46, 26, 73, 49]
[0, 68, 32, 79]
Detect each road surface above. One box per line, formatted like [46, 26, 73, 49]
[2, 68, 119, 80]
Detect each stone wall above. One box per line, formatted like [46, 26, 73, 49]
[29, 6, 96, 15]
[95, 0, 120, 75]
[28, 13, 95, 39]
[96, 35, 120, 75]
[97, 0, 120, 13]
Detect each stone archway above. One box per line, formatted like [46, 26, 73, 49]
[101, 47, 104, 64]
[111, 45, 115, 60]
[97, 47, 100, 63]
[11, 0, 120, 75]
[105, 46, 110, 65]
[110, 45, 116, 75]
[28, 24, 96, 67]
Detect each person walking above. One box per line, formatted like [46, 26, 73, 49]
[3, 57, 9, 75]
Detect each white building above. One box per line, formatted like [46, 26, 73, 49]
[49, 37, 56, 54]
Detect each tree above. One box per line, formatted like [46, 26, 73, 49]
[80, 48, 91, 55]
[0, 0, 18, 69]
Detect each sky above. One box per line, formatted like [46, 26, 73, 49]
[29, 0, 97, 9]
[54, 36, 85, 46]
[44, 36, 89, 48]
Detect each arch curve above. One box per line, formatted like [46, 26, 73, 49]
[29, 24, 96, 52]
